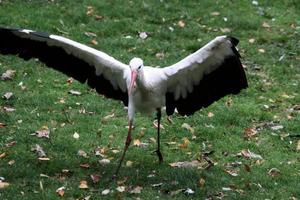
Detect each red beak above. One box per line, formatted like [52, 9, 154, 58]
[129, 70, 138, 94]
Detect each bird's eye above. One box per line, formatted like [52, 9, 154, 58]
[138, 66, 142, 70]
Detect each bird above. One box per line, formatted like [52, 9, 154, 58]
[0, 27, 248, 176]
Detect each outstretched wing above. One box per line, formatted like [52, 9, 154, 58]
[0, 27, 129, 105]
[163, 36, 248, 116]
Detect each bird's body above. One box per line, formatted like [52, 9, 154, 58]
[0, 27, 248, 176]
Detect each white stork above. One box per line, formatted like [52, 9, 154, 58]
[0, 27, 247, 176]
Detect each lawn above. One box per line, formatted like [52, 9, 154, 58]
[0, 0, 299, 199]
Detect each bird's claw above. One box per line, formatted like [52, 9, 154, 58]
[152, 150, 164, 163]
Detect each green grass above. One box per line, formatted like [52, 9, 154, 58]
[0, 0, 299, 199]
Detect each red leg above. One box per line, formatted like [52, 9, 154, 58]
[114, 120, 133, 178]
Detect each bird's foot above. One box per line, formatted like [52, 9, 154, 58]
[152, 150, 163, 163]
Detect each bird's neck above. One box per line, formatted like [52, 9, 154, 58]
[136, 71, 145, 88]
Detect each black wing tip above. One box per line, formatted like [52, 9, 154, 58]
[227, 36, 239, 46]
[0, 26, 50, 38]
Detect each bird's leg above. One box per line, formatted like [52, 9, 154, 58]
[114, 120, 133, 178]
[155, 108, 163, 162]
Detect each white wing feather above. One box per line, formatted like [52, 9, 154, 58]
[162, 36, 234, 100]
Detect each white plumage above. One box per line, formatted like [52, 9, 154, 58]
[0, 27, 247, 176]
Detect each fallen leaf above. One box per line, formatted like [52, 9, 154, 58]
[220, 28, 231, 33]
[116, 186, 126, 193]
[3, 92, 13, 100]
[268, 168, 280, 177]
[34, 129, 50, 138]
[198, 178, 205, 188]
[1, 69, 16, 80]
[99, 159, 110, 166]
[5, 141, 16, 147]
[102, 113, 115, 121]
[153, 120, 164, 129]
[78, 150, 88, 158]
[126, 160, 133, 167]
[151, 183, 163, 187]
[0, 182, 10, 189]
[68, 90, 82, 96]
[32, 144, 46, 158]
[207, 112, 214, 118]
[184, 188, 195, 195]
[3, 106, 15, 112]
[224, 169, 239, 177]
[91, 39, 98, 45]
[133, 139, 141, 146]
[270, 125, 283, 131]
[169, 160, 200, 168]
[155, 52, 165, 59]
[238, 149, 263, 160]
[95, 15, 104, 20]
[90, 173, 100, 183]
[73, 132, 80, 139]
[129, 186, 143, 194]
[258, 49, 266, 53]
[179, 137, 190, 149]
[84, 32, 97, 37]
[8, 160, 15, 165]
[80, 163, 90, 169]
[38, 157, 50, 161]
[0, 123, 6, 128]
[79, 180, 88, 189]
[101, 189, 110, 195]
[139, 32, 148, 39]
[56, 186, 65, 197]
[181, 123, 195, 134]
[297, 140, 300, 151]
[86, 6, 94, 16]
[262, 22, 271, 28]
[249, 38, 255, 43]
[170, 189, 185, 196]
[244, 127, 258, 139]
[0, 152, 6, 158]
[211, 11, 220, 16]
[177, 20, 185, 28]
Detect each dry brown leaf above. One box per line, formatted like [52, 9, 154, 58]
[0, 152, 6, 158]
[91, 39, 98, 45]
[34, 129, 50, 138]
[84, 32, 97, 37]
[5, 141, 16, 147]
[198, 178, 205, 188]
[244, 127, 258, 139]
[177, 20, 185, 28]
[129, 186, 143, 194]
[101, 189, 110, 195]
[262, 22, 271, 28]
[207, 112, 214, 118]
[268, 168, 280, 177]
[32, 144, 46, 158]
[79, 180, 88, 189]
[68, 90, 81, 96]
[56, 186, 65, 196]
[133, 139, 141, 146]
[99, 158, 110, 166]
[220, 28, 231, 33]
[0, 122, 6, 128]
[116, 186, 126, 193]
[126, 160, 133, 167]
[0, 182, 10, 189]
[90, 173, 100, 183]
[258, 49, 266, 53]
[3, 92, 13, 100]
[3, 106, 15, 112]
[80, 163, 90, 169]
[78, 150, 88, 158]
[155, 52, 165, 59]
[86, 6, 94, 16]
[211, 11, 220, 16]
[8, 160, 15, 166]
[102, 113, 115, 121]
[1, 69, 16, 80]
[297, 140, 300, 151]
[169, 160, 199, 168]
[153, 120, 164, 129]
[238, 149, 263, 160]
[249, 38, 255, 43]
[95, 15, 104, 20]
[179, 137, 190, 149]
[181, 123, 195, 134]
[224, 169, 239, 177]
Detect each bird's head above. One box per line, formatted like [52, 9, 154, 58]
[129, 57, 144, 94]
